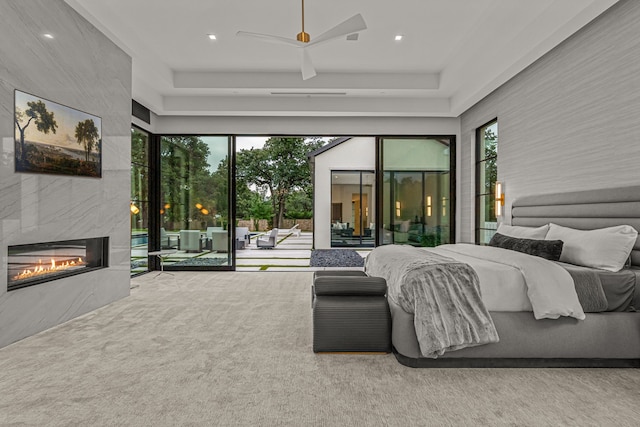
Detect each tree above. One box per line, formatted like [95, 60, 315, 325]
[160, 136, 217, 230]
[484, 127, 498, 192]
[236, 137, 324, 228]
[483, 127, 498, 220]
[210, 157, 230, 226]
[75, 119, 100, 161]
[246, 191, 274, 231]
[131, 129, 149, 229]
[285, 189, 313, 219]
[14, 101, 58, 165]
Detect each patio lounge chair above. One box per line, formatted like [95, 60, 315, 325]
[278, 224, 300, 237]
[204, 227, 228, 252]
[160, 227, 179, 249]
[179, 230, 203, 253]
[256, 228, 278, 249]
[236, 227, 250, 249]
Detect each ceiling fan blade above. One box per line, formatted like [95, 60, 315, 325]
[236, 31, 304, 48]
[307, 14, 367, 47]
[301, 49, 316, 80]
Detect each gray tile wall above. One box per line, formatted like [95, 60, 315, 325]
[0, 0, 132, 348]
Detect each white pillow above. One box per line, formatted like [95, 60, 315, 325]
[496, 223, 549, 239]
[545, 223, 638, 272]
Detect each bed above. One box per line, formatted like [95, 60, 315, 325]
[366, 185, 640, 367]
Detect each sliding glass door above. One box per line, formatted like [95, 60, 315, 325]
[159, 135, 233, 269]
[379, 137, 454, 247]
[130, 127, 150, 275]
[330, 171, 375, 247]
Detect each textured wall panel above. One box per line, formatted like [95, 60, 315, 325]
[459, 0, 640, 241]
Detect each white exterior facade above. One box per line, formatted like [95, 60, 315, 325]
[312, 137, 376, 249]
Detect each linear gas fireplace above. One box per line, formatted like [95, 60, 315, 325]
[7, 237, 109, 291]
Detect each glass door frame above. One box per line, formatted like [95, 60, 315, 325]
[130, 124, 151, 276]
[147, 134, 236, 271]
[375, 136, 456, 247]
[330, 170, 375, 248]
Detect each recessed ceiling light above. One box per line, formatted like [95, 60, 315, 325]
[43, 33, 54, 39]
[395, 35, 403, 41]
[208, 34, 217, 40]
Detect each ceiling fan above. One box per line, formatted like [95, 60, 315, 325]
[236, 0, 367, 80]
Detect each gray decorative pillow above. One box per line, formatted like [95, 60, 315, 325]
[489, 233, 564, 261]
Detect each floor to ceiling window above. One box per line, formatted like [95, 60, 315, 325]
[130, 127, 149, 275]
[379, 137, 454, 247]
[330, 171, 375, 248]
[475, 119, 498, 244]
[159, 135, 233, 269]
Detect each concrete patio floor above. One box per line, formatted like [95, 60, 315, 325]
[236, 231, 369, 272]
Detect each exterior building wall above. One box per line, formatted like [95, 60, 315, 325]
[312, 137, 376, 249]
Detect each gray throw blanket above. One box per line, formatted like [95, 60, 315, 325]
[365, 245, 499, 358]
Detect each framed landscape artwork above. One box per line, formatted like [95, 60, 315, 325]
[14, 90, 102, 178]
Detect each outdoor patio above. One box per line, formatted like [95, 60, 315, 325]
[132, 231, 370, 273]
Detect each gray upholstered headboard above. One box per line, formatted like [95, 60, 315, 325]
[511, 185, 640, 268]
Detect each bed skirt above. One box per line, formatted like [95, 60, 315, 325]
[389, 299, 640, 368]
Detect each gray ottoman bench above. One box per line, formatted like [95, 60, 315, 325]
[312, 271, 391, 353]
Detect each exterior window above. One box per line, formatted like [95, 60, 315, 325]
[475, 120, 498, 244]
[379, 137, 454, 247]
[131, 127, 149, 275]
[330, 171, 375, 248]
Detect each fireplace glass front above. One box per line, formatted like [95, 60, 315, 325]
[7, 237, 109, 291]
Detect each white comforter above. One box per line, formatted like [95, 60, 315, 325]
[426, 244, 585, 320]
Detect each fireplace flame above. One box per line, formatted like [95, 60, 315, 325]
[13, 257, 87, 281]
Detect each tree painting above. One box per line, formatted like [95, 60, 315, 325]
[15, 100, 58, 165]
[75, 119, 100, 162]
[14, 91, 102, 177]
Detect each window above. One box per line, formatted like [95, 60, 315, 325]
[475, 120, 498, 244]
[379, 137, 454, 247]
[330, 171, 375, 248]
[130, 127, 149, 275]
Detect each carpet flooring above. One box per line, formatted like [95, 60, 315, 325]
[1, 272, 639, 426]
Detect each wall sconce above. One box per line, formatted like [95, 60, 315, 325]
[495, 181, 505, 217]
[395, 201, 401, 218]
[426, 196, 432, 217]
[130, 202, 140, 215]
[442, 197, 447, 217]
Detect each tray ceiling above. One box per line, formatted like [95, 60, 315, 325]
[64, 0, 619, 117]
